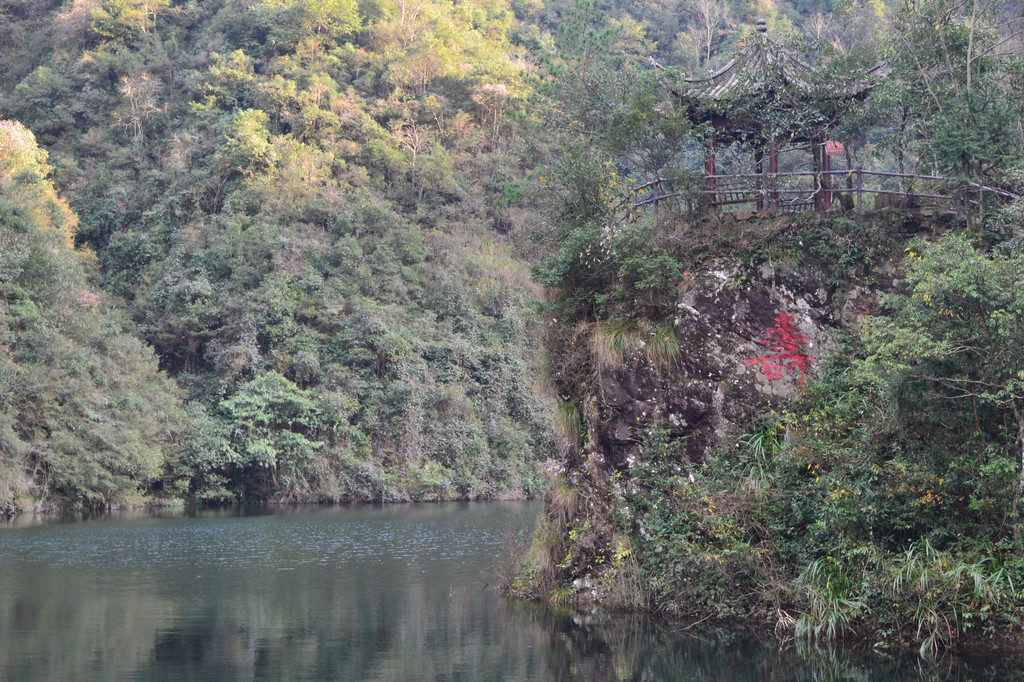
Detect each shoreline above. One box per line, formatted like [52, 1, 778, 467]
[0, 494, 540, 525]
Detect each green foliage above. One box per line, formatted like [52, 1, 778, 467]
[5, 65, 79, 143]
[219, 109, 277, 177]
[262, 0, 360, 46]
[0, 120, 186, 512]
[605, 426, 762, 623]
[0, 0, 555, 506]
[741, 237, 1024, 648]
[876, 0, 1024, 190]
[736, 414, 786, 493]
[88, 0, 149, 45]
[645, 322, 681, 370]
[890, 539, 1012, 656]
[794, 555, 866, 641]
[531, 47, 705, 324]
[851, 234, 1024, 529]
[217, 371, 332, 496]
[533, 219, 684, 320]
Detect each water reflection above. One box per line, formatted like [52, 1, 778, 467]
[1, 503, 1021, 681]
[514, 607, 1024, 681]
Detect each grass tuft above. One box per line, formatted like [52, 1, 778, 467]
[591, 318, 640, 372]
[555, 401, 582, 452]
[645, 321, 681, 370]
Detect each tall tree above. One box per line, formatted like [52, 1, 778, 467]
[881, 0, 1024, 189]
[688, 0, 730, 68]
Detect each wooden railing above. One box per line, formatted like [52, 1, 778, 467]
[631, 170, 1019, 217]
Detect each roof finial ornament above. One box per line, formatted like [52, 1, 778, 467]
[756, 18, 768, 34]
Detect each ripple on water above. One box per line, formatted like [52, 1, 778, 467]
[0, 504, 511, 573]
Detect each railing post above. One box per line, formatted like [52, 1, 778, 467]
[822, 147, 833, 211]
[812, 142, 821, 212]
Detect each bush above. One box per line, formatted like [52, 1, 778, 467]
[532, 218, 683, 321]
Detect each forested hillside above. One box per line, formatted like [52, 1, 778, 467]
[0, 0, 567, 509]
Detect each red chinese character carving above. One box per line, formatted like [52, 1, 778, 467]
[743, 311, 815, 385]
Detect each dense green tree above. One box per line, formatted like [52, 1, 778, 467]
[216, 371, 335, 495]
[88, 0, 148, 44]
[878, 0, 1024, 192]
[855, 234, 1024, 535]
[263, 0, 361, 46]
[0, 120, 186, 512]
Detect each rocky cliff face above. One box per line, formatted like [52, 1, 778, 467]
[576, 257, 894, 476]
[513, 211, 931, 604]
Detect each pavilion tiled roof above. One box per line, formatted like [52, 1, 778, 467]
[679, 20, 888, 102]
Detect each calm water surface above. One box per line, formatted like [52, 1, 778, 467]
[0, 502, 1019, 681]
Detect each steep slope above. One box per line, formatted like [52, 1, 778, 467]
[512, 0, 1024, 650]
[0, 0, 555, 505]
[0, 120, 186, 512]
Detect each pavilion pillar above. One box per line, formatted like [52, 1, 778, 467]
[704, 136, 717, 207]
[768, 145, 779, 212]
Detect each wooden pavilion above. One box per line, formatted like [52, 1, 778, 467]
[675, 20, 887, 212]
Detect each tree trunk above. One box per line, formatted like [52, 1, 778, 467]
[897, 108, 907, 194]
[1011, 400, 1024, 541]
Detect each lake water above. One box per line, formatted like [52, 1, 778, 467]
[0, 502, 1019, 681]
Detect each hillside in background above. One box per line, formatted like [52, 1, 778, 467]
[0, 0, 566, 509]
